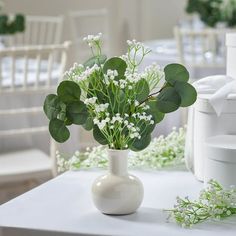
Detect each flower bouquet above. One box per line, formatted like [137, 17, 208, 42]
[43, 33, 197, 215]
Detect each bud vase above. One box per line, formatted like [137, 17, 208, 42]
[91, 149, 144, 215]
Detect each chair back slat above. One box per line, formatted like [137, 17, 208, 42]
[7, 15, 64, 46]
[0, 42, 70, 93]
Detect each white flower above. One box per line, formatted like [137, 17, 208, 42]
[94, 103, 109, 113]
[83, 33, 102, 46]
[84, 97, 97, 105]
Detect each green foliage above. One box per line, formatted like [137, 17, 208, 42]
[57, 81, 81, 103]
[93, 125, 108, 145]
[84, 55, 107, 68]
[66, 101, 88, 125]
[146, 100, 165, 124]
[185, 0, 236, 27]
[103, 57, 127, 76]
[129, 134, 152, 151]
[156, 87, 181, 113]
[0, 14, 25, 35]
[135, 79, 150, 102]
[164, 63, 189, 85]
[44, 35, 197, 151]
[173, 81, 197, 107]
[49, 119, 70, 143]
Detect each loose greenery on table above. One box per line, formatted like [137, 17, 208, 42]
[186, 0, 236, 27]
[56, 127, 186, 172]
[44, 33, 196, 151]
[166, 180, 236, 227]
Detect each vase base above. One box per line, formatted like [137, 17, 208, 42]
[92, 173, 144, 215]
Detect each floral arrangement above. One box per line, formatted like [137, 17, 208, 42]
[44, 33, 196, 151]
[0, 1, 25, 35]
[186, 0, 236, 27]
[166, 180, 236, 227]
[56, 127, 186, 172]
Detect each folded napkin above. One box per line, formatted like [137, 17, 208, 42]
[193, 75, 236, 116]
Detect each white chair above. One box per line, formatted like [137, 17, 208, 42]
[69, 9, 110, 61]
[7, 15, 64, 46]
[0, 42, 70, 202]
[174, 26, 236, 70]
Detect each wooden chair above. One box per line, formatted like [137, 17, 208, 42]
[0, 42, 70, 203]
[69, 9, 110, 61]
[7, 15, 64, 46]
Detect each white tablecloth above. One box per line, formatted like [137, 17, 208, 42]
[0, 170, 236, 236]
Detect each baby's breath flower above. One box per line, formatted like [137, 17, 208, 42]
[166, 179, 236, 227]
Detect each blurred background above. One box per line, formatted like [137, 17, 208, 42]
[1, 0, 236, 203]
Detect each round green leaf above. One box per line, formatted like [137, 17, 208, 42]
[174, 81, 197, 107]
[84, 54, 107, 68]
[49, 118, 70, 143]
[66, 101, 88, 125]
[93, 125, 108, 145]
[164, 63, 189, 85]
[129, 134, 151, 152]
[83, 116, 94, 131]
[135, 79, 150, 102]
[43, 94, 62, 120]
[103, 57, 127, 76]
[146, 100, 165, 123]
[156, 87, 181, 113]
[57, 81, 81, 103]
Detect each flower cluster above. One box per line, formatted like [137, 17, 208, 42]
[83, 33, 102, 48]
[45, 32, 195, 148]
[166, 180, 236, 227]
[56, 127, 186, 172]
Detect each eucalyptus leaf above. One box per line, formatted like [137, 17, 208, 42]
[103, 57, 127, 76]
[66, 101, 88, 125]
[93, 125, 108, 145]
[57, 81, 81, 103]
[146, 100, 165, 123]
[43, 94, 62, 120]
[135, 79, 150, 102]
[83, 116, 94, 131]
[129, 134, 151, 151]
[164, 63, 189, 85]
[174, 81, 197, 107]
[49, 118, 70, 143]
[84, 54, 107, 68]
[156, 87, 181, 113]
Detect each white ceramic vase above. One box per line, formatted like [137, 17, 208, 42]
[91, 149, 144, 215]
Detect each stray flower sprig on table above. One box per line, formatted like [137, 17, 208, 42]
[166, 180, 236, 228]
[56, 127, 186, 173]
[44, 33, 196, 151]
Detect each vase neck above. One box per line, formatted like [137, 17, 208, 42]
[108, 149, 129, 176]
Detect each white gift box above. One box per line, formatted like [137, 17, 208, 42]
[193, 95, 236, 181]
[205, 135, 236, 188]
[185, 33, 236, 181]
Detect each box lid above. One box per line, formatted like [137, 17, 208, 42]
[195, 93, 236, 113]
[206, 135, 236, 163]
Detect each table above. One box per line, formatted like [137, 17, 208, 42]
[0, 170, 236, 236]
